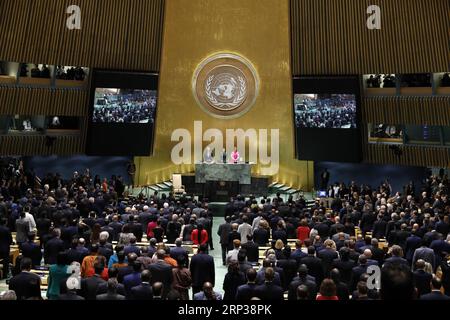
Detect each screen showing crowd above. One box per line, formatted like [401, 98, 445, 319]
[92, 88, 157, 124]
[294, 94, 357, 129]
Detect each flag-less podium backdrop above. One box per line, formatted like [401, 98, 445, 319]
[134, 0, 314, 191]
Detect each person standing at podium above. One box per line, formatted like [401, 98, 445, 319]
[221, 148, 227, 163]
[204, 147, 214, 164]
[231, 147, 240, 164]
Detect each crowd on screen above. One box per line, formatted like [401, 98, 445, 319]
[92, 90, 156, 124]
[0, 161, 450, 301]
[295, 95, 357, 129]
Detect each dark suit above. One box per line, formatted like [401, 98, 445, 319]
[335, 281, 350, 301]
[413, 269, 432, 297]
[254, 220, 269, 238]
[96, 293, 126, 300]
[20, 241, 42, 267]
[8, 271, 42, 300]
[372, 220, 387, 239]
[58, 291, 85, 300]
[241, 241, 259, 263]
[44, 237, 65, 265]
[290, 249, 307, 266]
[108, 221, 123, 241]
[235, 283, 258, 300]
[131, 282, 153, 300]
[239, 261, 253, 275]
[97, 281, 125, 296]
[317, 248, 338, 277]
[0, 225, 13, 276]
[299, 255, 324, 286]
[148, 260, 173, 298]
[227, 231, 241, 251]
[420, 290, 450, 300]
[67, 248, 83, 264]
[80, 274, 106, 300]
[98, 243, 113, 261]
[331, 259, 355, 286]
[351, 264, 368, 290]
[190, 253, 215, 294]
[276, 259, 298, 289]
[124, 244, 141, 257]
[288, 276, 317, 300]
[254, 282, 284, 301]
[117, 265, 133, 283]
[405, 235, 422, 262]
[170, 246, 189, 263]
[383, 256, 409, 268]
[223, 272, 246, 300]
[256, 268, 282, 287]
[123, 271, 142, 298]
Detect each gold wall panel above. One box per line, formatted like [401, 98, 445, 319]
[0, 134, 86, 156]
[291, 0, 450, 75]
[364, 143, 450, 168]
[0, 86, 89, 116]
[0, 0, 165, 71]
[136, 0, 314, 190]
[363, 96, 450, 126]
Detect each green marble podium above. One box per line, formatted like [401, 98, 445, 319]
[195, 163, 253, 185]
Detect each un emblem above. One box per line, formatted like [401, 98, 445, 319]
[193, 53, 259, 119]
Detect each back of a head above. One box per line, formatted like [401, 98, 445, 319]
[319, 278, 337, 297]
[391, 245, 403, 257]
[133, 261, 142, 272]
[330, 268, 340, 283]
[108, 267, 118, 278]
[90, 243, 99, 253]
[233, 239, 241, 249]
[431, 276, 442, 291]
[107, 278, 118, 293]
[264, 267, 275, 283]
[128, 252, 138, 263]
[380, 264, 414, 300]
[297, 285, 309, 300]
[415, 259, 426, 270]
[228, 260, 239, 274]
[153, 282, 164, 297]
[57, 252, 68, 266]
[357, 281, 368, 296]
[94, 261, 104, 275]
[246, 268, 257, 283]
[156, 249, 166, 260]
[358, 254, 367, 265]
[199, 243, 208, 253]
[0, 290, 17, 301]
[141, 269, 151, 283]
[20, 257, 32, 271]
[339, 247, 350, 260]
[298, 264, 308, 278]
[237, 250, 246, 263]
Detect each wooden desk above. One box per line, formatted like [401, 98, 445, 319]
[9, 248, 20, 266]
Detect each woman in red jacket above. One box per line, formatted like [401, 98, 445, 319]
[297, 219, 310, 242]
[191, 224, 208, 245]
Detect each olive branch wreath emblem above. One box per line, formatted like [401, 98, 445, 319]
[205, 74, 247, 109]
